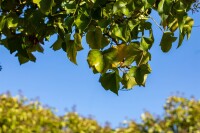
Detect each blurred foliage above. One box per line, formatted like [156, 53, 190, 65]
[0, 0, 198, 94]
[0, 93, 200, 132]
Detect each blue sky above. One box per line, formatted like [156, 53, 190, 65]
[0, 12, 200, 127]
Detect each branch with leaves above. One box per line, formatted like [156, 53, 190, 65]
[0, 0, 196, 94]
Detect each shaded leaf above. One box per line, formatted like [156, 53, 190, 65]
[33, 0, 54, 15]
[86, 27, 102, 49]
[99, 70, 121, 95]
[50, 36, 63, 51]
[160, 32, 177, 52]
[135, 64, 151, 86]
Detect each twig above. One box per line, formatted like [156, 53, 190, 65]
[148, 15, 165, 33]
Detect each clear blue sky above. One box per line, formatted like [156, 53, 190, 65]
[0, 12, 200, 127]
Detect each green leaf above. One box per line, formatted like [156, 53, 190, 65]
[135, 64, 151, 86]
[103, 47, 118, 70]
[6, 13, 19, 28]
[128, 20, 140, 30]
[65, 40, 77, 65]
[101, 36, 110, 49]
[113, 1, 130, 16]
[157, 0, 164, 14]
[74, 14, 90, 31]
[64, 16, 74, 31]
[50, 36, 63, 51]
[28, 53, 36, 62]
[33, 0, 54, 15]
[0, 16, 6, 32]
[111, 25, 126, 42]
[122, 67, 137, 89]
[35, 44, 44, 53]
[184, 17, 194, 39]
[86, 27, 102, 49]
[98, 19, 110, 28]
[113, 1, 126, 13]
[87, 50, 104, 73]
[16, 53, 29, 65]
[169, 19, 178, 32]
[62, 1, 76, 14]
[160, 32, 177, 52]
[91, 7, 102, 20]
[74, 33, 83, 51]
[61, 34, 79, 64]
[99, 70, 121, 95]
[147, 0, 156, 6]
[163, 0, 173, 14]
[141, 37, 154, 51]
[177, 17, 194, 48]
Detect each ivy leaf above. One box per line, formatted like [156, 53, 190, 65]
[99, 70, 121, 95]
[87, 50, 104, 73]
[160, 32, 177, 52]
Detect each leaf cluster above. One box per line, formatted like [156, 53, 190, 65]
[0, 0, 196, 94]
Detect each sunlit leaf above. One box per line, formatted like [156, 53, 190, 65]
[87, 50, 104, 73]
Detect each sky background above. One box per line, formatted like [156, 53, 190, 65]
[0, 11, 200, 127]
